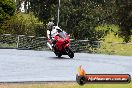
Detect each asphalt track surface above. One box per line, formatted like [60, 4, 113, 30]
[0, 49, 132, 82]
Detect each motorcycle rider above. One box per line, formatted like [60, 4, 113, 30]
[46, 21, 74, 58]
[47, 21, 62, 50]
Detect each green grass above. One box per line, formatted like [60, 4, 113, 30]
[97, 32, 132, 56]
[98, 43, 132, 56]
[0, 43, 16, 48]
[95, 24, 132, 56]
[0, 82, 132, 88]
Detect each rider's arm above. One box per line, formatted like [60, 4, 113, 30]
[47, 30, 50, 38]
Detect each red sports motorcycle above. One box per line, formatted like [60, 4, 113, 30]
[47, 31, 74, 58]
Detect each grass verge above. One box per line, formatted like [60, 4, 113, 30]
[0, 82, 132, 88]
[0, 43, 16, 49]
[97, 32, 132, 56]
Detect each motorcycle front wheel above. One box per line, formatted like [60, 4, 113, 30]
[65, 47, 74, 58]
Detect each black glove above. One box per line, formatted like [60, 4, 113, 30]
[52, 40, 56, 44]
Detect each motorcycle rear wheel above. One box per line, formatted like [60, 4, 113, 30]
[57, 53, 62, 58]
[54, 52, 62, 58]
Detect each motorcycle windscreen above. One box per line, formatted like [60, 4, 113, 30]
[58, 31, 68, 38]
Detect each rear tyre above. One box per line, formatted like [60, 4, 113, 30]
[57, 53, 62, 58]
[55, 52, 62, 58]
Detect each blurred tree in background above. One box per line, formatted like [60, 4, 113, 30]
[0, 0, 132, 42]
[0, 0, 16, 33]
[1, 13, 44, 36]
[115, 0, 132, 42]
[0, 0, 16, 22]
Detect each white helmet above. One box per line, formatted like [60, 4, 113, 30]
[47, 22, 54, 31]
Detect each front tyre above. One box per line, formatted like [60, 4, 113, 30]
[65, 47, 74, 58]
